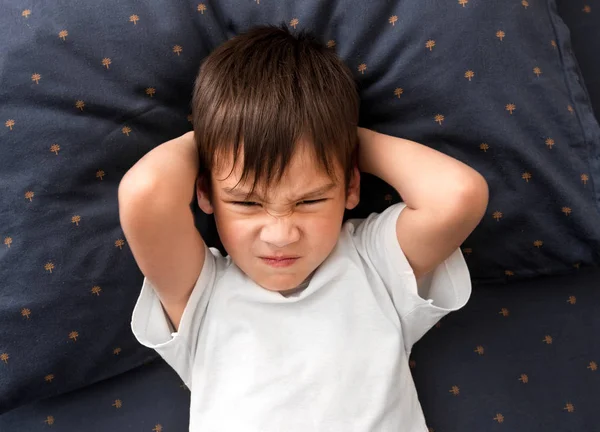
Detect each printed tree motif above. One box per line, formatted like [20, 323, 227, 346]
[492, 211, 503, 221]
[122, 126, 132, 136]
[551, 40, 557, 49]
[21, 308, 31, 319]
[22, 9, 31, 18]
[582, 5, 591, 13]
[91, 285, 102, 296]
[290, 18, 299, 29]
[389, 15, 398, 26]
[44, 262, 55, 273]
[145, 87, 156, 97]
[153, 425, 163, 432]
[394, 87, 404, 98]
[465, 70, 475, 81]
[567, 104, 574, 113]
[44, 416, 55, 425]
[458, 0, 468, 7]
[434, 114, 445, 125]
[102, 58, 112, 69]
[326, 40, 336, 49]
[6, 119, 15, 130]
[479, 143, 489, 152]
[25, 191, 34, 202]
[4, 237, 12, 248]
[115, 239, 126, 249]
[69, 331, 79, 342]
[545, 138, 555, 149]
[522, 172, 532, 182]
[58, 30, 68, 41]
[499, 307, 510, 316]
[462, 247, 472, 256]
[493, 414, 505, 424]
[505, 270, 515, 277]
[518, 374, 529, 383]
[71, 215, 81, 226]
[522, 0, 529, 8]
[197, 4, 207, 14]
[129, 14, 139, 25]
[425, 39, 436, 51]
[496, 30, 505, 41]
[588, 361, 598, 371]
[567, 295, 576, 304]
[533, 67, 542, 77]
[564, 403, 575, 413]
[384, 193, 393, 203]
[50, 144, 61, 155]
[542, 335, 553, 344]
[358, 63, 367, 74]
[31, 73, 41, 84]
[449, 385, 460, 396]
[506, 103, 516, 114]
[562, 206, 572, 216]
[113, 399, 123, 409]
[75, 100, 85, 111]
[474, 345, 485, 355]
[45, 374, 55, 382]
[96, 169, 105, 180]
[533, 240, 543, 248]
[173, 45, 183, 56]
[113, 347, 122, 355]
[581, 174, 589, 185]
[0, 353, 8, 364]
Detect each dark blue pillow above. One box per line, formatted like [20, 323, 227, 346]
[0, 0, 221, 412]
[1, 0, 599, 413]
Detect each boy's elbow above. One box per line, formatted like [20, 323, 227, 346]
[118, 171, 160, 226]
[456, 172, 489, 225]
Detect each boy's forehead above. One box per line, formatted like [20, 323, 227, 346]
[213, 147, 341, 200]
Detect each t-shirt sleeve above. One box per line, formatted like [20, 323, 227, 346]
[130, 244, 222, 387]
[350, 202, 472, 351]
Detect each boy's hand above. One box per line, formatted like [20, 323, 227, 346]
[357, 128, 488, 279]
[118, 132, 206, 330]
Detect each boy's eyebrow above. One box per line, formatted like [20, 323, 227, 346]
[222, 183, 337, 201]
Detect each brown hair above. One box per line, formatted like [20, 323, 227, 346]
[192, 24, 359, 199]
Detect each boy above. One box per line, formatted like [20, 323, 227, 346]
[118, 25, 488, 431]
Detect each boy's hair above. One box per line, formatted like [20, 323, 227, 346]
[192, 24, 359, 199]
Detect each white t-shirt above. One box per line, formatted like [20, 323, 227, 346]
[131, 203, 471, 432]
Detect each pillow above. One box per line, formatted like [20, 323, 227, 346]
[1, 0, 599, 412]
[0, 0, 221, 412]
[0, 358, 190, 431]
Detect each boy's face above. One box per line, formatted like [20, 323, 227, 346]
[197, 139, 360, 294]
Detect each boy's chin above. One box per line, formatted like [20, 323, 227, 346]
[254, 272, 311, 294]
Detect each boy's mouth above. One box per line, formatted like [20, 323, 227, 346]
[260, 256, 300, 267]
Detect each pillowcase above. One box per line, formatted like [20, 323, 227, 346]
[1, 0, 599, 412]
[0, 0, 221, 412]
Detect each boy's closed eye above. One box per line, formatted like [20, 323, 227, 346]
[231, 199, 328, 207]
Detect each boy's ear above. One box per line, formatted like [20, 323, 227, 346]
[345, 165, 360, 210]
[196, 175, 214, 214]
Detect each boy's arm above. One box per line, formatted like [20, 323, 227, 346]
[118, 132, 205, 330]
[357, 128, 489, 279]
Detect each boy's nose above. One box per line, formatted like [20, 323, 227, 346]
[259, 215, 300, 248]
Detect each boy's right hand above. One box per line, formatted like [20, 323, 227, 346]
[118, 132, 206, 330]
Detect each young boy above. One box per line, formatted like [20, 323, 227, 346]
[119, 25, 488, 431]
